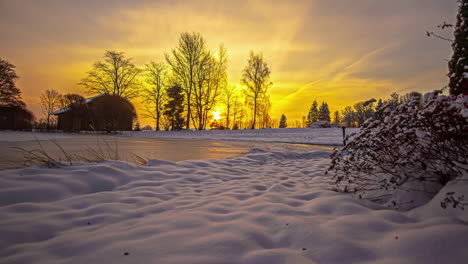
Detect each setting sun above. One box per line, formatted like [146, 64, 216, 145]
[213, 109, 221, 121]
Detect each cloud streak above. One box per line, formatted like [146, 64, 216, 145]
[0, 0, 457, 123]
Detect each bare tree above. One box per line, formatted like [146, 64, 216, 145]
[192, 50, 215, 130]
[40, 89, 61, 129]
[258, 94, 271, 128]
[192, 44, 227, 130]
[241, 51, 272, 129]
[166, 32, 207, 129]
[204, 45, 227, 129]
[231, 94, 243, 129]
[58, 93, 85, 108]
[141, 62, 168, 131]
[222, 84, 237, 129]
[0, 58, 24, 107]
[342, 106, 356, 127]
[79, 50, 141, 99]
[333, 110, 341, 124]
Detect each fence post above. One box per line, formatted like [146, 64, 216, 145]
[341, 126, 346, 146]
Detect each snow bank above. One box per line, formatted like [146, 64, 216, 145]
[122, 127, 360, 146]
[0, 149, 467, 264]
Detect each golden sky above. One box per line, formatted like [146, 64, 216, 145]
[0, 0, 457, 126]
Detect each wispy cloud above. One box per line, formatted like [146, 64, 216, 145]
[0, 0, 457, 123]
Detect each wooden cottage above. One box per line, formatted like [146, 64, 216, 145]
[52, 94, 135, 132]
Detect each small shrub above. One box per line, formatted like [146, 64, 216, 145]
[327, 91, 468, 210]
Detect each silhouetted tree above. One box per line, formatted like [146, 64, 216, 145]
[449, 0, 468, 96]
[142, 125, 152, 131]
[166, 32, 206, 129]
[333, 110, 341, 124]
[80, 50, 141, 99]
[59, 93, 86, 108]
[164, 85, 185, 131]
[0, 58, 23, 107]
[353, 101, 373, 127]
[241, 51, 272, 129]
[342, 106, 355, 127]
[0, 59, 34, 130]
[141, 62, 168, 131]
[306, 100, 319, 126]
[401, 91, 422, 104]
[133, 120, 141, 131]
[192, 44, 227, 130]
[231, 94, 243, 130]
[40, 89, 61, 129]
[223, 84, 237, 129]
[387, 92, 401, 110]
[258, 94, 272, 128]
[374, 99, 385, 121]
[279, 114, 287, 128]
[318, 102, 331, 121]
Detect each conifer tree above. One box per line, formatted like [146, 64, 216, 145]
[318, 102, 331, 121]
[164, 85, 185, 131]
[448, 0, 468, 96]
[306, 100, 319, 126]
[133, 121, 141, 131]
[279, 114, 287, 128]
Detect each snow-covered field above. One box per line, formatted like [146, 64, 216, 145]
[0, 129, 467, 263]
[123, 127, 359, 146]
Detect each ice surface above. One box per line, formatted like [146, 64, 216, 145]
[122, 127, 359, 146]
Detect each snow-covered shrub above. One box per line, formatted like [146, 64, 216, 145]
[327, 91, 468, 210]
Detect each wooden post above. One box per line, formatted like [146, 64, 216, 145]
[341, 126, 346, 145]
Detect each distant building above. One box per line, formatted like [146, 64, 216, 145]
[52, 94, 135, 132]
[310, 120, 331, 128]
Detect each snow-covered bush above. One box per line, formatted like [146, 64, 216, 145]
[327, 91, 468, 210]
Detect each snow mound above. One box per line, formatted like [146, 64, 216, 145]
[0, 150, 467, 264]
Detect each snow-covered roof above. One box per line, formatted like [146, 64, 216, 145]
[310, 120, 331, 127]
[51, 94, 105, 115]
[311, 121, 330, 125]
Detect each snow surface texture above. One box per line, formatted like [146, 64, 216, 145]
[122, 127, 360, 146]
[1, 149, 467, 264]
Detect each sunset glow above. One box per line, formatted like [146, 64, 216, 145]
[213, 110, 221, 121]
[0, 0, 457, 126]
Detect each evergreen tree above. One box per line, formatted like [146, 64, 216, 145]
[133, 121, 141, 131]
[279, 114, 287, 128]
[164, 85, 185, 131]
[306, 100, 319, 126]
[318, 102, 331, 121]
[374, 99, 385, 121]
[448, 0, 468, 96]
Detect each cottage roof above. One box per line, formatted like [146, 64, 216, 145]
[51, 94, 105, 115]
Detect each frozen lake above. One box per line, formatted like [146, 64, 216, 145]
[0, 131, 331, 170]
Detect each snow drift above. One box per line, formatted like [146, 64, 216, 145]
[0, 149, 467, 264]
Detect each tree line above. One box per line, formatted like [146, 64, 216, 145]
[3, 13, 467, 131]
[76, 32, 272, 131]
